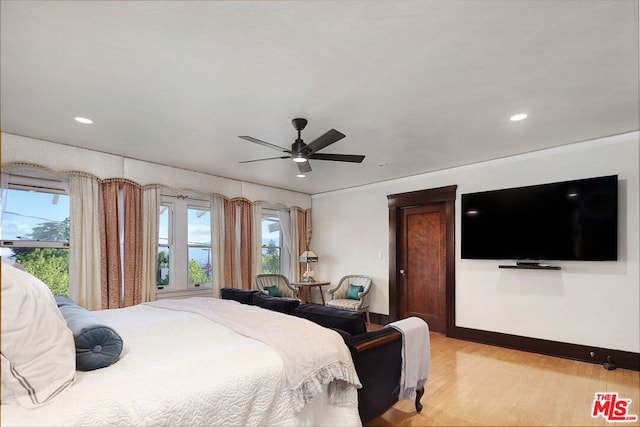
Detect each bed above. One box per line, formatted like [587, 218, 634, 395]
[1, 262, 362, 426]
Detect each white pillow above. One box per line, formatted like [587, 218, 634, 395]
[0, 256, 26, 271]
[1, 262, 75, 407]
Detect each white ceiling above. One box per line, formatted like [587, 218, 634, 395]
[1, 0, 638, 194]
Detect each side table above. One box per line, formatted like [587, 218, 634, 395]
[291, 281, 330, 305]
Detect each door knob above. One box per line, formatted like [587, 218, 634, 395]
[399, 269, 405, 276]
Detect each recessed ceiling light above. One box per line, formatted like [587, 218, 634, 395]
[74, 117, 93, 124]
[510, 113, 528, 122]
[296, 174, 306, 178]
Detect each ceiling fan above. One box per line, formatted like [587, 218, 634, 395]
[239, 118, 365, 175]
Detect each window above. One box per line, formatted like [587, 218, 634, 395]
[261, 209, 282, 274]
[0, 176, 70, 296]
[157, 195, 212, 293]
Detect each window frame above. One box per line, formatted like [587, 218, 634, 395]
[0, 175, 71, 296]
[261, 208, 283, 274]
[156, 194, 212, 295]
[1, 176, 70, 249]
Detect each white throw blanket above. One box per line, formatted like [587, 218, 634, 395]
[148, 297, 361, 412]
[388, 317, 430, 400]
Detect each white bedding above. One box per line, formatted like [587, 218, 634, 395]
[149, 297, 361, 410]
[1, 303, 362, 427]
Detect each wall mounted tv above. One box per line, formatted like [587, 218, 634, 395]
[461, 175, 618, 262]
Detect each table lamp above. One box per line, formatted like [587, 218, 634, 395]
[299, 250, 318, 282]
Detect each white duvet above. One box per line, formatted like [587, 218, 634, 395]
[1, 303, 362, 427]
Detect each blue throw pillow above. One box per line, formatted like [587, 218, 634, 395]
[55, 296, 123, 371]
[346, 284, 364, 300]
[264, 285, 282, 297]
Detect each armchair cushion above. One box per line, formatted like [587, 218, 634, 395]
[294, 304, 366, 336]
[346, 284, 364, 300]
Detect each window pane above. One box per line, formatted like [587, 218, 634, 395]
[1, 188, 70, 242]
[188, 208, 210, 245]
[159, 204, 170, 245]
[1, 186, 70, 295]
[262, 246, 281, 274]
[262, 216, 280, 247]
[261, 212, 281, 274]
[188, 247, 212, 285]
[157, 246, 170, 287]
[10, 248, 70, 296]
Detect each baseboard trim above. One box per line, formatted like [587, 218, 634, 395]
[370, 312, 390, 326]
[455, 326, 640, 371]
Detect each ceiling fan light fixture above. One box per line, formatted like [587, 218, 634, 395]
[296, 174, 306, 178]
[292, 154, 308, 163]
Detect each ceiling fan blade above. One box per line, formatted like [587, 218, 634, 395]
[297, 161, 312, 174]
[308, 153, 365, 163]
[239, 136, 292, 153]
[239, 156, 291, 164]
[303, 129, 346, 154]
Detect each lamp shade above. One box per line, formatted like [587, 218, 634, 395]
[299, 250, 318, 263]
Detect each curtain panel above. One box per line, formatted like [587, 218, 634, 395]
[251, 203, 263, 286]
[141, 186, 159, 302]
[295, 208, 310, 282]
[222, 199, 254, 289]
[68, 174, 102, 310]
[210, 195, 226, 297]
[99, 180, 143, 309]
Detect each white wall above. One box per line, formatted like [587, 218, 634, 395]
[312, 132, 639, 353]
[1, 133, 311, 209]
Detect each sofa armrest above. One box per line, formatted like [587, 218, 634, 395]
[340, 327, 403, 423]
[350, 327, 401, 353]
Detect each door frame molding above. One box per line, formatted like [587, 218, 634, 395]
[388, 185, 457, 337]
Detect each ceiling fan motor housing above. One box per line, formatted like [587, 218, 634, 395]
[292, 139, 307, 153]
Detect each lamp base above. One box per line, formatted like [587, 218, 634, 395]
[303, 270, 315, 282]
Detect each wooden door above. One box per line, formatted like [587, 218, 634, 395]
[399, 203, 447, 333]
[388, 185, 456, 336]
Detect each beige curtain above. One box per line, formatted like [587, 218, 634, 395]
[99, 180, 143, 309]
[223, 198, 234, 287]
[295, 208, 309, 282]
[251, 202, 263, 281]
[68, 174, 102, 310]
[237, 200, 253, 289]
[289, 207, 301, 282]
[141, 186, 159, 302]
[210, 194, 226, 297]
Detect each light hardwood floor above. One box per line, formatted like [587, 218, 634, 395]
[366, 332, 640, 426]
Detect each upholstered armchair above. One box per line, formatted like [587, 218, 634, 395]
[326, 275, 372, 324]
[254, 274, 299, 300]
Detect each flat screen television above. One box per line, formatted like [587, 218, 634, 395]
[461, 175, 618, 261]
